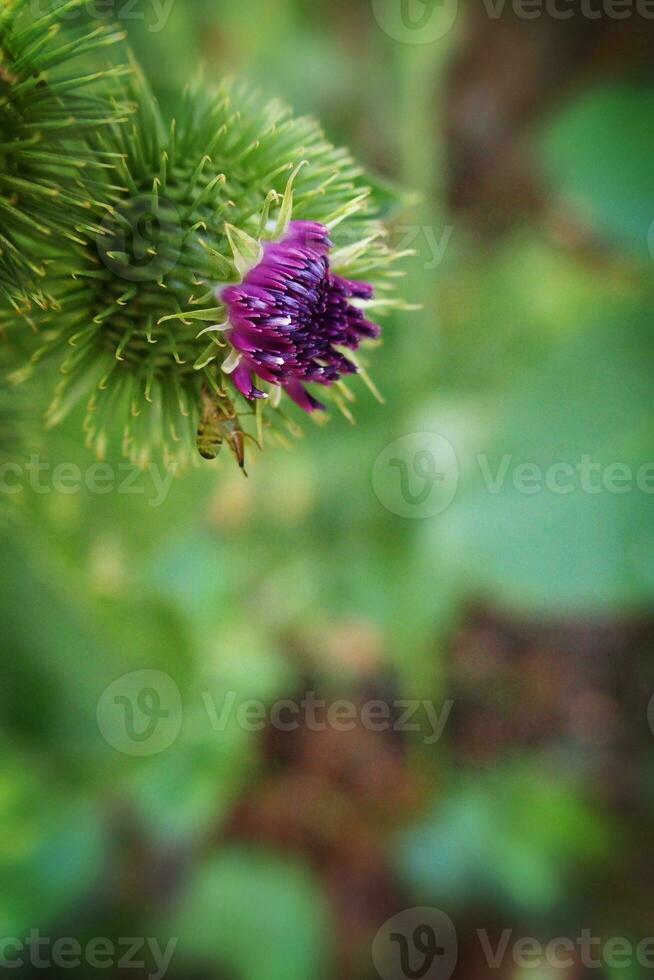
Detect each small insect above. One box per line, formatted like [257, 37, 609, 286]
[197, 388, 247, 471]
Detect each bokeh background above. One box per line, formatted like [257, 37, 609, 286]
[2, 0, 654, 977]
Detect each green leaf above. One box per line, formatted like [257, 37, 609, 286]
[434, 305, 654, 614]
[397, 765, 611, 915]
[164, 848, 330, 980]
[0, 761, 106, 936]
[542, 85, 654, 258]
[0, 529, 116, 756]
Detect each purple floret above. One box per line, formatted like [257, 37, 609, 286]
[220, 221, 380, 411]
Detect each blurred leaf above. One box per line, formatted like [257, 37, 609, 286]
[435, 305, 654, 614]
[441, 236, 623, 391]
[95, 593, 195, 682]
[0, 756, 106, 936]
[129, 621, 297, 840]
[129, 714, 256, 843]
[397, 765, 612, 915]
[542, 85, 654, 258]
[0, 530, 114, 758]
[165, 848, 330, 979]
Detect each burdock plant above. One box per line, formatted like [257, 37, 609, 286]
[0, 0, 129, 309]
[2, 2, 408, 471]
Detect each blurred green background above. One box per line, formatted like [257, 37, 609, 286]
[2, 0, 654, 977]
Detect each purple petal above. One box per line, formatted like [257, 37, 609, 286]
[220, 220, 379, 408]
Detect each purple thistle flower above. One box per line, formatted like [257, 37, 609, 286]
[220, 221, 381, 412]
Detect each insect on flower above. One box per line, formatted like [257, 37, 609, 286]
[196, 388, 247, 471]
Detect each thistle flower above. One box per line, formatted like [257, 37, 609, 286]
[7, 74, 408, 471]
[0, 0, 129, 308]
[218, 220, 381, 413]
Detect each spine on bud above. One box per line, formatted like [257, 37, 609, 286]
[0, 0, 130, 308]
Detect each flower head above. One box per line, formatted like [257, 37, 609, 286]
[6, 77, 407, 471]
[220, 222, 381, 413]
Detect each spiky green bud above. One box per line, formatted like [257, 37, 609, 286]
[0, 0, 129, 308]
[8, 73, 406, 471]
